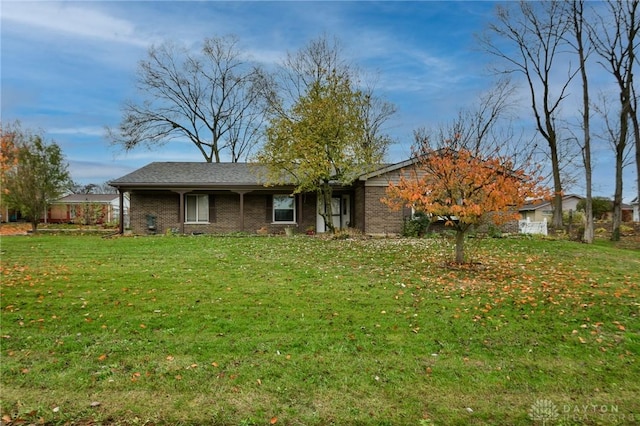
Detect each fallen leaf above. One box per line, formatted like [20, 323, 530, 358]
[270, 416, 278, 424]
[98, 354, 107, 361]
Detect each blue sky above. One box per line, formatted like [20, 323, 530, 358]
[1, 1, 637, 201]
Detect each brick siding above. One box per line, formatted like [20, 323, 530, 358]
[362, 186, 405, 235]
[130, 190, 317, 235]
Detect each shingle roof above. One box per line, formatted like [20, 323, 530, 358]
[519, 194, 584, 211]
[55, 194, 119, 203]
[109, 161, 398, 190]
[109, 162, 271, 188]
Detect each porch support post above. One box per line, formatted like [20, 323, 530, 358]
[118, 189, 124, 234]
[233, 190, 251, 232]
[239, 192, 245, 232]
[176, 191, 187, 234]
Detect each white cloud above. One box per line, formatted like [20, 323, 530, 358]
[1, 1, 149, 47]
[68, 160, 134, 183]
[49, 126, 106, 137]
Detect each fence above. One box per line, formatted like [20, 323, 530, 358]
[519, 218, 548, 236]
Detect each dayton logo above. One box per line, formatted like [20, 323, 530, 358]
[529, 399, 559, 425]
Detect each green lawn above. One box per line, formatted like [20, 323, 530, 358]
[1, 234, 638, 425]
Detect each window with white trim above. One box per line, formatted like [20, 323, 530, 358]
[273, 194, 296, 223]
[185, 194, 209, 223]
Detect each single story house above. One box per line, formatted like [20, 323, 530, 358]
[519, 194, 583, 223]
[108, 161, 419, 236]
[520, 194, 636, 223]
[47, 193, 130, 225]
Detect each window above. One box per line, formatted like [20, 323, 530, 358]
[185, 194, 209, 223]
[273, 194, 295, 223]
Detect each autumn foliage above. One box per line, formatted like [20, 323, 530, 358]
[384, 146, 549, 263]
[1, 126, 19, 195]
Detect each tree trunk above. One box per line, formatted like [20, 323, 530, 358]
[319, 181, 335, 234]
[631, 87, 640, 227]
[612, 144, 625, 241]
[454, 229, 465, 264]
[549, 142, 564, 229]
[571, 0, 593, 244]
[612, 86, 630, 242]
[583, 186, 594, 243]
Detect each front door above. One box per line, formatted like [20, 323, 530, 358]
[317, 194, 351, 232]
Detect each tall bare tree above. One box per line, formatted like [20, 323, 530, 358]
[632, 82, 640, 215]
[565, 0, 595, 243]
[417, 78, 531, 161]
[108, 35, 270, 162]
[590, 0, 639, 241]
[481, 0, 578, 229]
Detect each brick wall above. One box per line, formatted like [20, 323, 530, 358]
[130, 190, 317, 235]
[130, 192, 179, 234]
[352, 183, 366, 232]
[363, 186, 405, 235]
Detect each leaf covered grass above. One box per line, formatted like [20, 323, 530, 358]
[1, 234, 638, 425]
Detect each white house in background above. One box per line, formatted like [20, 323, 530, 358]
[632, 197, 639, 222]
[519, 194, 583, 223]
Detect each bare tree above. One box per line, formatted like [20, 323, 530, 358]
[590, 0, 639, 241]
[70, 182, 118, 194]
[108, 35, 270, 162]
[481, 0, 578, 229]
[565, 0, 595, 243]
[632, 82, 640, 212]
[275, 36, 350, 106]
[416, 78, 536, 169]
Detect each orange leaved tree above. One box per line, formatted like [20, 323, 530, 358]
[383, 146, 548, 263]
[1, 125, 20, 217]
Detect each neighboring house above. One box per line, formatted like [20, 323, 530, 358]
[47, 193, 130, 225]
[108, 161, 421, 236]
[599, 203, 634, 222]
[519, 194, 583, 223]
[520, 194, 636, 223]
[0, 206, 22, 223]
[631, 197, 639, 222]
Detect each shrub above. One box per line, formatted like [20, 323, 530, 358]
[330, 227, 364, 240]
[401, 212, 431, 237]
[620, 224, 634, 235]
[487, 224, 503, 238]
[563, 210, 585, 225]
